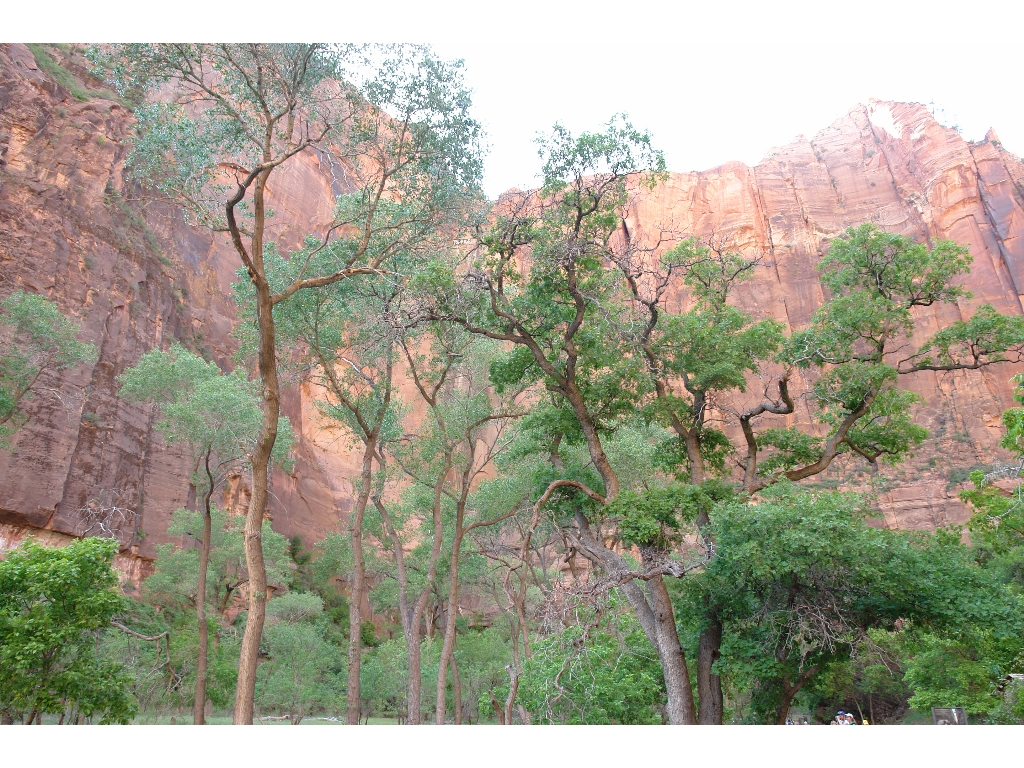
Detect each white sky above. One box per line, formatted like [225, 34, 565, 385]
[14, 1, 1024, 199]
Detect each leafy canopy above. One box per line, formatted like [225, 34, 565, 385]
[0, 538, 136, 723]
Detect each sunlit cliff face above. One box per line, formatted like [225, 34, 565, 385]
[2, 41, 1024, 564]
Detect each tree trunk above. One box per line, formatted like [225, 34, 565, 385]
[406, 453, 450, 724]
[563, 385, 619, 499]
[648, 574, 698, 724]
[193, 495, 212, 725]
[451, 648, 463, 724]
[697, 618, 724, 724]
[775, 666, 819, 724]
[347, 437, 376, 725]
[233, 171, 279, 725]
[407, 630, 423, 724]
[693, 495, 724, 725]
[436, 515, 466, 723]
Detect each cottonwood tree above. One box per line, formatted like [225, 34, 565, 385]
[102, 42, 482, 723]
[0, 291, 96, 447]
[429, 118, 712, 723]
[134, 507, 292, 715]
[118, 343, 293, 723]
[415, 337, 526, 724]
[363, 326, 523, 724]
[265, 252, 404, 724]
[696, 485, 1023, 723]
[742, 223, 1024, 491]
[0, 538, 136, 724]
[613, 237, 780, 722]
[608, 223, 1024, 722]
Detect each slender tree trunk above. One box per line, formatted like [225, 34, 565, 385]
[697, 618, 724, 724]
[193, 501, 212, 725]
[347, 437, 376, 724]
[233, 171, 279, 725]
[435, 528, 462, 724]
[194, 453, 215, 726]
[648, 574, 698, 725]
[405, 453, 451, 724]
[563, 386, 618, 499]
[372, 493, 416, 722]
[407, 627, 423, 725]
[504, 621, 522, 725]
[436, 466, 473, 724]
[451, 648, 463, 724]
[693, 496, 725, 725]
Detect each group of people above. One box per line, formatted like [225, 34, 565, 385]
[783, 711, 869, 725]
[830, 711, 866, 725]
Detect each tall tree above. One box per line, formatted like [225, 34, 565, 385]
[614, 237, 781, 722]
[118, 343, 292, 723]
[103, 43, 482, 723]
[613, 223, 1024, 722]
[266, 254, 403, 724]
[430, 118, 710, 723]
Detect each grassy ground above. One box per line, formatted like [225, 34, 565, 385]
[132, 714, 400, 725]
[26, 713, 400, 725]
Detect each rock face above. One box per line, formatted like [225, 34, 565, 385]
[2, 44, 1024, 567]
[0, 44, 360, 565]
[623, 100, 1024, 529]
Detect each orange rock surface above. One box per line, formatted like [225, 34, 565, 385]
[2, 44, 1023, 566]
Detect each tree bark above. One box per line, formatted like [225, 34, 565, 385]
[194, 450, 215, 725]
[435, 526, 463, 724]
[193, 501, 211, 725]
[451, 648, 463, 724]
[407, 453, 450, 724]
[233, 170, 278, 725]
[347, 436, 377, 724]
[648, 574, 698, 725]
[775, 666, 819, 724]
[697, 618, 724, 724]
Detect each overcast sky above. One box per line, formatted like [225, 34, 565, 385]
[18, 1, 1024, 199]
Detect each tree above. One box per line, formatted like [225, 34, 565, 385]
[0, 537, 136, 724]
[265, 248, 403, 724]
[512, 608, 664, 724]
[617, 223, 1024, 722]
[695, 486, 1023, 723]
[101, 42, 482, 723]
[137, 506, 293, 717]
[430, 117, 709, 723]
[119, 343, 292, 722]
[741, 224, 1024, 491]
[615, 237, 781, 722]
[256, 592, 345, 724]
[0, 290, 97, 447]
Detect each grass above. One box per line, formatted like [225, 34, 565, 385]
[25, 44, 120, 103]
[130, 714, 400, 725]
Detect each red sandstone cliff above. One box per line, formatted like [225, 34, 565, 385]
[2, 44, 1023, 565]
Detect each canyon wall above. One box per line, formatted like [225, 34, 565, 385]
[2, 44, 1024, 569]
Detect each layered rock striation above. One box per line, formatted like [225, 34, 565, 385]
[2, 44, 1023, 566]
